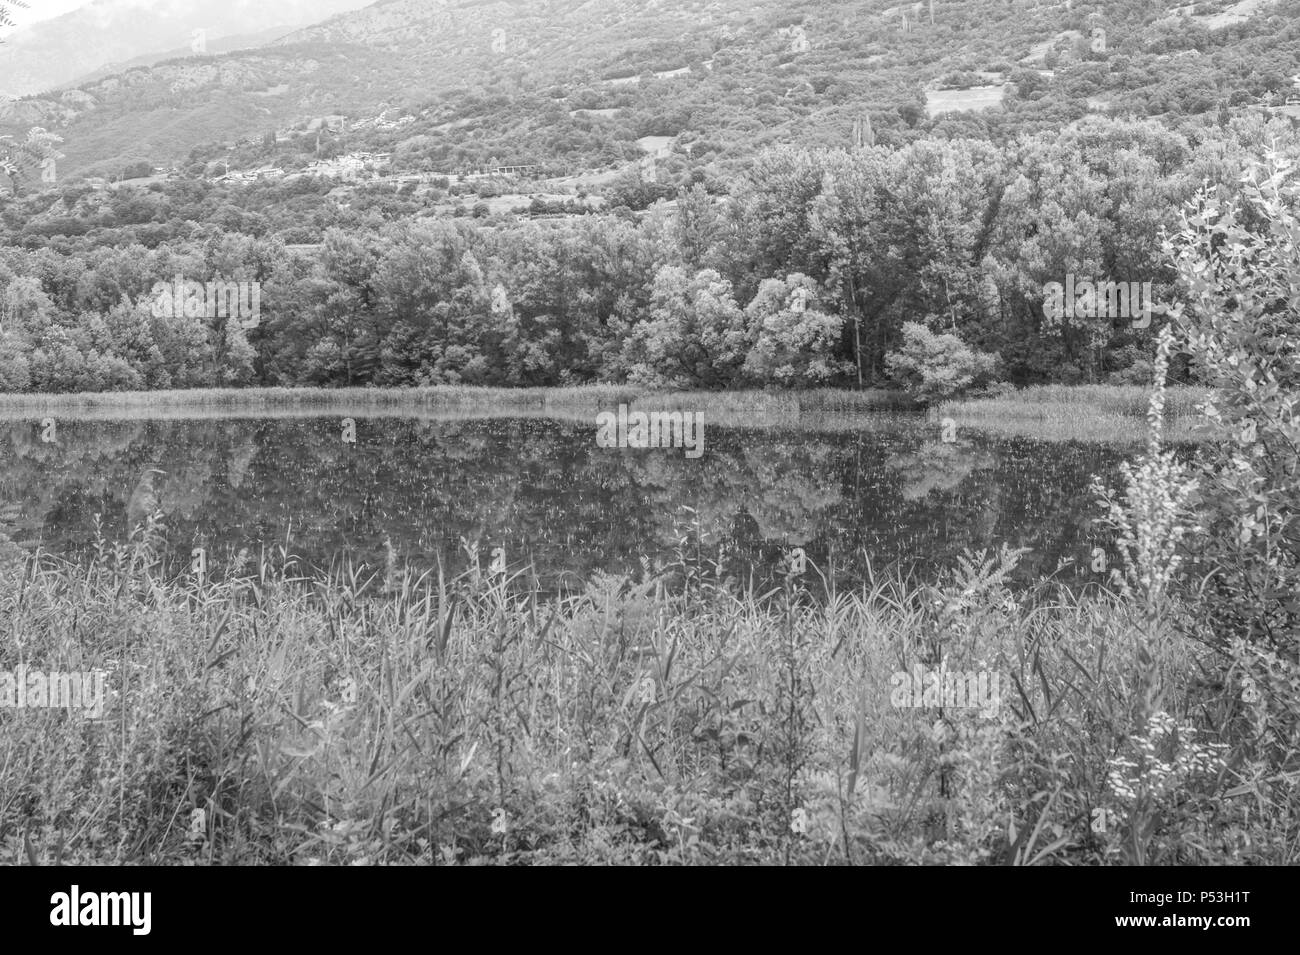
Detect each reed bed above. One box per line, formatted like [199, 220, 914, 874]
[0, 528, 1276, 866]
[0, 386, 918, 433]
[0, 385, 608, 415]
[0, 385, 912, 416]
[939, 384, 1208, 421]
[0, 384, 1214, 443]
[936, 385, 1210, 445]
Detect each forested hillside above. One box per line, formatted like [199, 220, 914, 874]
[2, 0, 1300, 393]
[5, 0, 1298, 180]
[1, 113, 1294, 391]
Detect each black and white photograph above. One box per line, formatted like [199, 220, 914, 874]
[0, 0, 1294, 905]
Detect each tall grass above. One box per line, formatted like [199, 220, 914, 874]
[0, 385, 913, 415]
[0, 385, 916, 432]
[0, 384, 1218, 443]
[940, 384, 1207, 420]
[0, 385, 624, 415]
[0, 526, 1274, 865]
[938, 385, 1209, 444]
[0, 385, 925, 436]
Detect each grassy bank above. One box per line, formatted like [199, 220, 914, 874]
[0, 536, 1279, 865]
[0, 385, 915, 416]
[938, 385, 1209, 443]
[0, 384, 1214, 442]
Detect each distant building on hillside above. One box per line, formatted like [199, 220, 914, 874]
[494, 164, 539, 177]
[302, 152, 392, 180]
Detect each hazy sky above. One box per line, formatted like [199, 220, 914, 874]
[7, 0, 93, 29]
[4, 0, 368, 33]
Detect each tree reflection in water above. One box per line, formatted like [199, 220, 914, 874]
[0, 416, 1131, 592]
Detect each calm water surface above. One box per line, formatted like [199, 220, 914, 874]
[0, 414, 1138, 590]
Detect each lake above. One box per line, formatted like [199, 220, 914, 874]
[0, 413, 1137, 592]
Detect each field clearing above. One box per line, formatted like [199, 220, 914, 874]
[636, 135, 674, 157]
[1195, 0, 1275, 28]
[924, 86, 1005, 118]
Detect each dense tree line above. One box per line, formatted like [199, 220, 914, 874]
[1, 114, 1296, 393]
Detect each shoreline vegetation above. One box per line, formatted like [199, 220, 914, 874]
[0, 354, 1284, 865]
[0, 384, 913, 414]
[0, 383, 1206, 441]
[938, 384, 1210, 443]
[0, 537, 1239, 866]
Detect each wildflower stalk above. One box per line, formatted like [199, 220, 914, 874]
[1092, 324, 1206, 861]
[1091, 325, 1199, 616]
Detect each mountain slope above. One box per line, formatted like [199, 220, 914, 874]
[66, 26, 303, 88]
[3, 0, 1298, 183]
[0, 0, 373, 97]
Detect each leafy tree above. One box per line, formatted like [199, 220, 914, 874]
[627, 266, 747, 387]
[807, 148, 887, 385]
[1162, 154, 1300, 655]
[734, 147, 828, 291]
[373, 220, 493, 385]
[885, 321, 998, 404]
[288, 229, 381, 385]
[741, 274, 846, 386]
[673, 183, 724, 271]
[0, 333, 29, 390]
